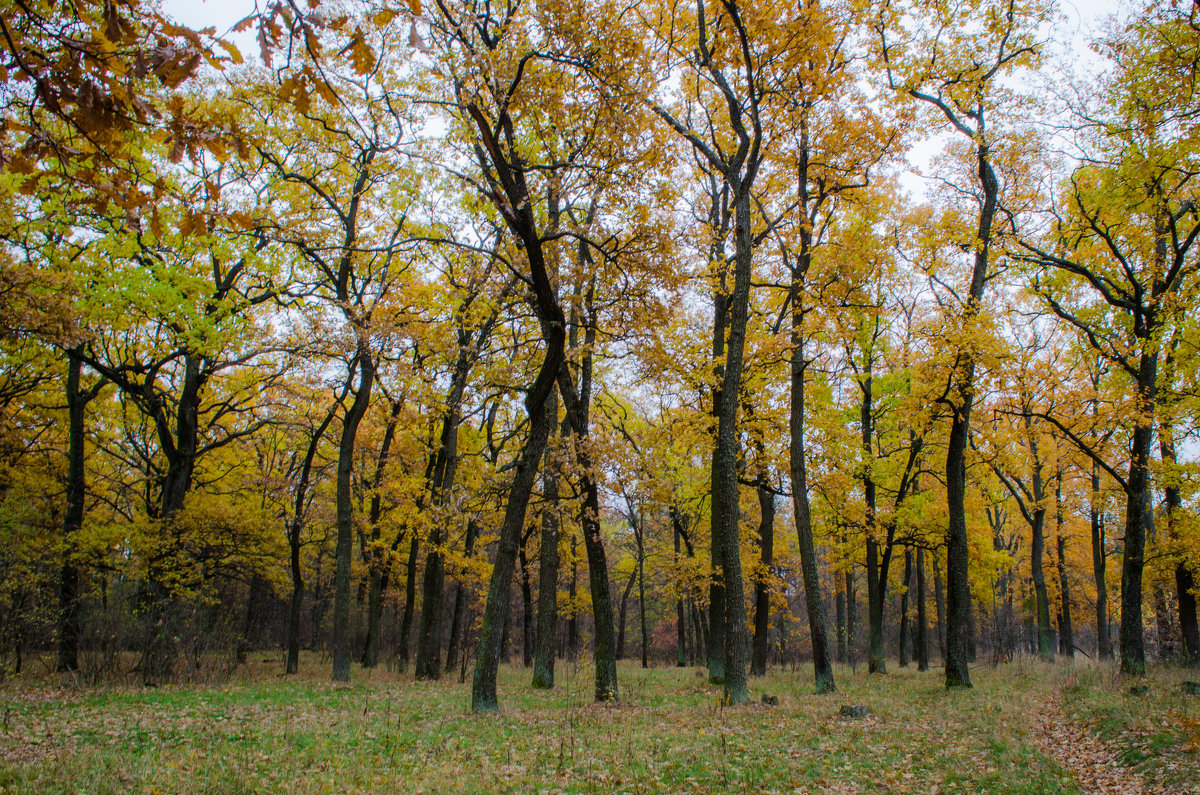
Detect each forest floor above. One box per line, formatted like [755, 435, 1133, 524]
[0, 654, 1196, 793]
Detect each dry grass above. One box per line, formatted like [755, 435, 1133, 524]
[0, 653, 1194, 793]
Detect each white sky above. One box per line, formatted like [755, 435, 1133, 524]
[164, 0, 1129, 200]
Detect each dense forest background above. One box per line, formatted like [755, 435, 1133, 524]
[1, 0, 1198, 710]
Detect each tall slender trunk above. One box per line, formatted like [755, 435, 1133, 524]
[1055, 472, 1074, 659]
[617, 569, 636, 659]
[860, 363, 887, 675]
[943, 143, 997, 689]
[708, 286, 729, 686]
[444, 520, 479, 673]
[1091, 456, 1112, 660]
[396, 535, 419, 673]
[332, 350, 374, 682]
[531, 391, 563, 688]
[899, 548, 912, 667]
[846, 569, 857, 669]
[933, 556, 946, 661]
[567, 536, 579, 657]
[1031, 503, 1054, 661]
[637, 520, 649, 669]
[1160, 416, 1200, 665]
[916, 547, 929, 671]
[788, 251, 834, 692]
[555, 278, 618, 701]
[674, 512, 687, 668]
[362, 399, 403, 669]
[1120, 351, 1157, 677]
[519, 535, 534, 667]
[836, 587, 846, 664]
[57, 350, 98, 674]
[750, 474, 774, 676]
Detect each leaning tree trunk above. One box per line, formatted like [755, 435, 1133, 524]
[470, 368, 560, 711]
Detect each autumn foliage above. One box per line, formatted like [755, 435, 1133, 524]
[0, 0, 1198, 713]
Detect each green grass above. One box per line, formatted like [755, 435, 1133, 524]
[1060, 663, 1200, 792]
[0, 654, 1189, 793]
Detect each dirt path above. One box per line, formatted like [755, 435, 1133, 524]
[1034, 693, 1153, 794]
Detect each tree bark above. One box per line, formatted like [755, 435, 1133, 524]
[916, 547, 929, 671]
[332, 350, 374, 682]
[444, 520, 479, 674]
[531, 391, 563, 688]
[57, 350, 100, 674]
[1119, 352, 1157, 677]
[1160, 417, 1200, 665]
[899, 548, 912, 668]
[617, 568, 636, 659]
[396, 534, 420, 673]
[750, 473, 774, 676]
[1091, 457, 1112, 660]
[787, 235, 835, 692]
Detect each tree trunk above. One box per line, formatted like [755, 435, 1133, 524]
[567, 536, 579, 658]
[1056, 472, 1075, 660]
[916, 547, 929, 671]
[707, 285, 729, 687]
[1031, 505, 1054, 661]
[332, 351, 374, 682]
[836, 587, 847, 664]
[396, 535, 419, 673]
[846, 569, 857, 669]
[57, 351, 92, 674]
[899, 548, 912, 668]
[674, 512, 687, 668]
[933, 556, 946, 661]
[1091, 458, 1112, 660]
[531, 392, 563, 688]
[638, 522, 649, 669]
[519, 537, 534, 668]
[444, 520, 479, 674]
[943, 142, 998, 689]
[750, 474, 774, 676]
[617, 568, 636, 659]
[556, 283, 618, 702]
[789, 297, 835, 692]
[1160, 421, 1200, 665]
[1119, 352, 1157, 677]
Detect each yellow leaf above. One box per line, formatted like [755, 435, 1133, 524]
[407, 0, 422, 15]
[217, 39, 244, 64]
[373, 9, 396, 26]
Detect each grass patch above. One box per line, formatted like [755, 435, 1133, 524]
[1060, 663, 1200, 792]
[0, 655, 1120, 793]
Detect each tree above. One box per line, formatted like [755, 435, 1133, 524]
[1019, 0, 1200, 675]
[878, 0, 1049, 687]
